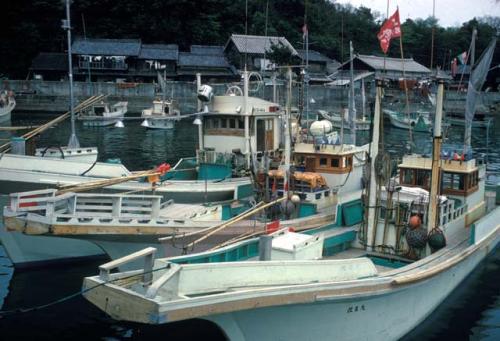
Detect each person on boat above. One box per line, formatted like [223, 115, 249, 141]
[453, 150, 460, 161]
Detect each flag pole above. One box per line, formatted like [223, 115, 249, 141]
[397, 8, 413, 148]
[383, 0, 390, 74]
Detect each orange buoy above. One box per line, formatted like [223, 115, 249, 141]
[409, 215, 421, 229]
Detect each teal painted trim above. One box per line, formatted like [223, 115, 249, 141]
[470, 224, 476, 245]
[162, 168, 197, 180]
[322, 231, 356, 256]
[298, 202, 317, 218]
[170, 240, 260, 265]
[198, 163, 231, 180]
[236, 184, 254, 199]
[368, 255, 410, 269]
[342, 199, 363, 226]
[222, 204, 232, 220]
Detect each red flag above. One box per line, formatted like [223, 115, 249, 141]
[377, 9, 401, 54]
[302, 23, 308, 39]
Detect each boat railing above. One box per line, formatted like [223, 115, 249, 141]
[99, 247, 157, 285]
[9, 189, 165, 223]
[196, 150, 232, 166]
[439, 200, 468, 226]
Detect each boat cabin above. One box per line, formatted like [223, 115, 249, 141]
[398, 154, 481, 197]
[150, 100, 179, 116]
[292, 142, 368, 196]
[201, 95, 282, 155]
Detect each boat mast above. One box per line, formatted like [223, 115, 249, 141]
[366, 79, 383, 251]
[284, 67, 293, 197]
[349, 41, 356, 145]
[427, 79, 444, 243]
[244, 68, 250, 169]
[196, 73, 204, 150]
[64, 0, 79, 149]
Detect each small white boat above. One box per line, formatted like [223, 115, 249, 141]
[447, 110, 494, 129]
[77, 101, 128, 127]
[141, 99, 181, 130]
[0, 91, 16, 122]
[34, 145, 99, 163]
[317, 109, 371, 131]
[383, 108, 432, 132]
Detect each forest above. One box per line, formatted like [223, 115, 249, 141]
[1, 0, 499, 79]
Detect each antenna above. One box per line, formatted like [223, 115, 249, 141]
[63, 0, 79, 149]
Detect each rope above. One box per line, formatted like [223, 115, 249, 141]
[0, 264, 171, 317]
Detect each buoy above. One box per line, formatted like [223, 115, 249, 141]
[290, 194, 301, 204]
[428, 229, 446, 251]
[405, 227, 427, 249]
[408, 215, 421, 229]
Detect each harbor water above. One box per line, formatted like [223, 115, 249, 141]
[0, 111, 498, 340]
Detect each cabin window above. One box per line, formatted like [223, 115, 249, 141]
[319, 158, 328, 167]
[416, 169, 431, 188]
[295, 155, 306, 166]
[229, 119, 236, 129]
[442, 172, 453, 189]
[402, 169, 415, 185]
[238, 119, 244, 129]
[330, 157, 340, 168]
[213, 118, 220, 128]
[221, 119, 227, 128]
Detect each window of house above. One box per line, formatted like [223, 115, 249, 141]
[319, 158, 328, 167]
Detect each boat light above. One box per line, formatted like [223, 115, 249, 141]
[193, 117, 202, 125]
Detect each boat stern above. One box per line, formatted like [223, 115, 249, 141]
[83, 274, 162, 323]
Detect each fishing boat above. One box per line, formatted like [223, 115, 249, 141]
[81, 78, 499, 340]
[3, 70, 369, 268]
[141, 71, 181, 130]
[0, 90, 16, 123]
[140, 99, 181, 130]
[447, 110, 493, 129]
[317, 109, 371, 131]
[383, 108, 432, 132]
[77, 100, 128, 127]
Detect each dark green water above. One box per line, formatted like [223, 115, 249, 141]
[0, 111, 498, 340]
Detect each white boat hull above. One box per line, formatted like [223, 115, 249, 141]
[0, 196, 105, 268]
[35, 146, 99, 163]
[207, 235, 498, 341]
[142, 118, 177, 130]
